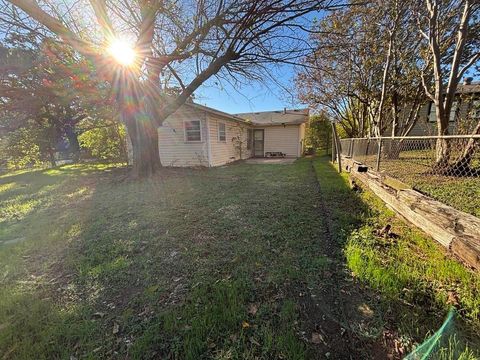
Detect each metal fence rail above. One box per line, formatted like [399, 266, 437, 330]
[339, 135, 480, 180]
[337, 135, 480, 216]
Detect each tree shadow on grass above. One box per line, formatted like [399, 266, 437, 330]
[1, 159, 478, 359]
[0, 163, 232, 358]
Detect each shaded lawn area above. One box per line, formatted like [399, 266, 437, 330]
[0, 158, 479, 359]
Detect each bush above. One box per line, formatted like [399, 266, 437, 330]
[3, 127, 46, 169]
[306, 113, 331, 152]
[78, 124, 127, 162]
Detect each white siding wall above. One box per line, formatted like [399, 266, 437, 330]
[262, 125, 301, 157]
[208, 114, 251, 166]
[158, 106, 209, 167]
[125, 106, 306, 166]
[393, 102, 464, 136]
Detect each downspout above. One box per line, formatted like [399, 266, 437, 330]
[297, 124, 301, 157]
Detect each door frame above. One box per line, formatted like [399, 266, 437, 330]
[253, 129, 265, 158]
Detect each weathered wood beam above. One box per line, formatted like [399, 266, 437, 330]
[341, 155, 480, 270]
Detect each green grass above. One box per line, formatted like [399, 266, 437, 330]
[0, 158, 479, 359]
[0, 160, 330, 359]
[372, 150, 480, 217]
[312, 157, 480, 358]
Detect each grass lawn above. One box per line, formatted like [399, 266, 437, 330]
[0, 157, 479, 359]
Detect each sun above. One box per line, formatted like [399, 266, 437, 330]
[108, 39, 136, 66]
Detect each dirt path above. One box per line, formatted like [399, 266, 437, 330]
[297, 159, 392, 359]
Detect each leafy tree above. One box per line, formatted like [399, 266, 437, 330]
[418, 0, 480, 173]
[305, 112, 332, 152]
[297, 0, 426, 137]
[3, 125, 43, 169]
[78, 120, 127, 162]
[0, 35, 114, 167]
[0, 0, 349, 177]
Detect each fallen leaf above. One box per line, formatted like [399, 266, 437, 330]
[311, 332, 324, 344]
[447, 291, 459, 306]
[112, 322, 120, 335]
[248, 303, 258, 316]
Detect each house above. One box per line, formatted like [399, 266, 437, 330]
[407, 79, 480, 136]
[127, 103, 308, 167]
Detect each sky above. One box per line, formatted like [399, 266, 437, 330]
[194, 61, 308, 114]
[195, 72, 303, 114]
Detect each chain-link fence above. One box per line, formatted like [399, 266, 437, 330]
[338, 135, 480, 217]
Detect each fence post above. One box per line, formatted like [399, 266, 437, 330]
[331, 127, 335, 163]
[326, 130, 330, 156]
[331, 123, 342, 172]
[376, 138, 382, 172]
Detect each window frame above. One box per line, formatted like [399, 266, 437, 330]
[427, 101, 436, 123]
[428, 100, 461, 123]
[449, 101, 458, 123]
[218, 122, 226, 142]
[184, 120, 203, 142]
[471, 99, 480, 120]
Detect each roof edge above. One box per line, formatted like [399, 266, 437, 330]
[185, 102, 249, 124]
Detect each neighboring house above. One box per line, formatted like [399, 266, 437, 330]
[407, 80, 480, 136]
[127, 103, 308, 167]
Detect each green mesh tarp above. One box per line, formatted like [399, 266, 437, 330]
[404, 308, 475, 360]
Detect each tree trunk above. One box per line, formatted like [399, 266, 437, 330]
[116, 71, 163, 178]
[47, 148, 56, 168]
[123, 111, 161, 178]
[435, 137, 450, 169]
[65, 126, 80, 162]
[434, 101, 451, 170]
[444, 121, 480, 176]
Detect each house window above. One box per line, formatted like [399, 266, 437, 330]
[449, 101, 458, 122]
[472, 100, 480, 119]
[428, 102, 436, 123]
[218, 122, 226, 142]
[428, 101, 459, 122]
[184, 120, 202, 142]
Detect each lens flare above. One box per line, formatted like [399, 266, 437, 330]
[108, 39, 136, 66]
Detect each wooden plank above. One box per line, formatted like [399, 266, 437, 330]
[451, 236, 480, 270]
[382, 175, 411, 190]
[353, 171, 454, 248]
[341, 154, 480, 270]
[398, 190, 480, 240]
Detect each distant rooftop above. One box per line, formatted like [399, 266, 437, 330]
[235, 109, 309, 126]
[456, 82, 480, 94]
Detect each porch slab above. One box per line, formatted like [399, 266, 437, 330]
[245, 158, 297, 164]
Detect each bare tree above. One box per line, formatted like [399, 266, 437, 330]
[297, 0, 424, 138]
[0, 0, 349, 177]
[419, 0, 480, 171]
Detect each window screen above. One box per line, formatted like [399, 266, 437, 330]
[218, 123, 226, 141]
[185, 120, 201, 141]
